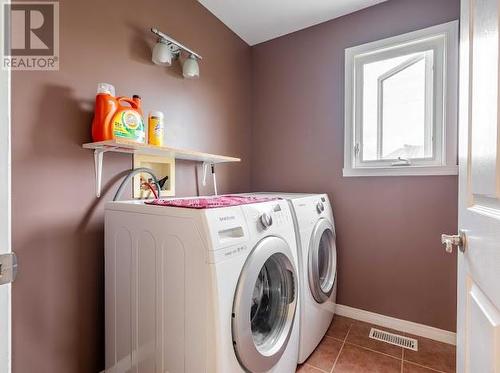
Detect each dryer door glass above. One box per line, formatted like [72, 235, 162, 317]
[232, 237, 297, 373]
[308, 219, 337, 303]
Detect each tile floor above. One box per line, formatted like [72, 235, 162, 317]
[296, 315, 456, 373]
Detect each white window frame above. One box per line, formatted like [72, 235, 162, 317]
[343, 21, 459, 177]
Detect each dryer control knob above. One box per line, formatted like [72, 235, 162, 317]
[260, 212, 273, 229]
[316, 202, 325, 213]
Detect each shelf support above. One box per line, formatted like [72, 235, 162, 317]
[93, 147, 118, 198]
[202, 162, 218, 196]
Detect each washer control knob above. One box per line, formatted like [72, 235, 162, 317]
[260, 212, 273, 229]
[316, 202, 325, 213]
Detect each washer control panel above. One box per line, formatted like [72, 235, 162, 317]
[242, 201, 291, 235]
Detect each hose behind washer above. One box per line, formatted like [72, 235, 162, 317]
[113, 168, 161, 201]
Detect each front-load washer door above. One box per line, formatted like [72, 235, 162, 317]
[308, 218, 337, 303]
[232, 236, 297, 373]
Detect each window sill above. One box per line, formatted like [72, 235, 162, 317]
[343, 165, 458, 177]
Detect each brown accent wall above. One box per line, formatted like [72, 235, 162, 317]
[11, 0, 251, 372]
[251, 0, 459, 332]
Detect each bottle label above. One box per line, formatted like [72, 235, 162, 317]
[148, 117, 164, 146]
[113, 110, 145, 142]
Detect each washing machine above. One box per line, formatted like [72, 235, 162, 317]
[241, 193, 337, 363]
[104, 195, 300, 373]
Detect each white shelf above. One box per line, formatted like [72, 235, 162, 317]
[82, 139, 241, 197]
[83, 139, 241, 163]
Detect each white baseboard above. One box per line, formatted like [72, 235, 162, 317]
[335, 304, 456, 346]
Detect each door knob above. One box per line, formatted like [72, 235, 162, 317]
[441, 230, 467, 253]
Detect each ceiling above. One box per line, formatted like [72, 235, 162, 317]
[198, 0, 388, 46]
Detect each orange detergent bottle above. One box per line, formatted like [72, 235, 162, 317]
[91, 83, 146, 143]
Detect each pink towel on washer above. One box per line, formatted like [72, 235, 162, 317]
[145, 195, 280, 209]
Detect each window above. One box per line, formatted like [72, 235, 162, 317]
[344, 22, 458, 176]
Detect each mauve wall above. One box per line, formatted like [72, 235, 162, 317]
[11, 0, 251, 372]
[251, 0, 459, 331]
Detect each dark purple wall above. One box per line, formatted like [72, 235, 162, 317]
[11, 0, 251, 372]
[251, 0, 459, 331]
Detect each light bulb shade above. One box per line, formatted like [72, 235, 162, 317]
[152, 41, 172, 66]
[182, 55, 199, 79]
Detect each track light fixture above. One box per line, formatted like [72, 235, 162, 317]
[151, 28, 202, 79]
[152, 40, 173, 66]
[182, 54, 200, 79]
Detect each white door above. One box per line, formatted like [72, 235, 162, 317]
[454, 0, 500, 371]
[0, 4, 12, 371]
[0, 2, 11, 373]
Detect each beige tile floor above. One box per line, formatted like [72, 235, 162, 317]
[297, 315, 456, 373]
